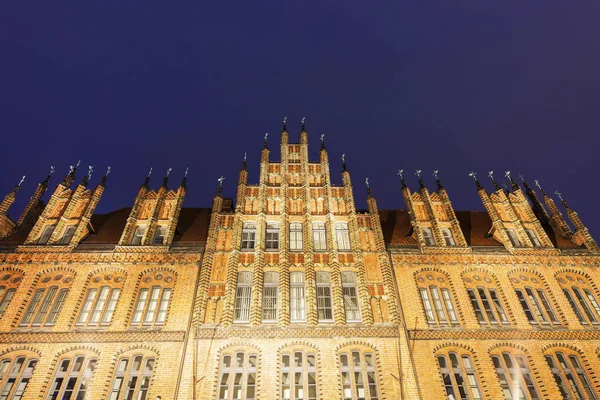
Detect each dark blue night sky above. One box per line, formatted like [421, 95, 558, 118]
[1, 1, 598, 235]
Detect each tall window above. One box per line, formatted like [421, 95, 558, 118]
[152, 225, 166, 245]
[422, 227, 436, 246]
[130, 271, 175, 327]
[335, 222, 351, 251]
[20, 272, 73, 328]
[342, 272, 361, 322]
[441, 228, 456, 246]
[266, 223, 280, 250]
[46, 355, 97, 400]
[290, 272, 306, 322]
[463, 272, 509, 326]
[0, 272, 23, 319]
[130, 225, 145, 245]
[437, 352, 482, 400]
[340, 351, 379, 400]
[416, 271, 458, 325]
[491, 351, 539, 400]
[525, 228, 542, 247]
[556, 273, 600, 326]
[262, 272, 278, 322]
[218, 351, 257, 400]
[77, 273, 124, 327]
[234, 272, 252, 322]
[511, 273, 560, 325]
[506, 228, 522, 247]
[289, 223, 303, 251]
[281, 351, 317, 400]
[37, 225, 56, 245]
[109, 355, 155, 400]
[316, 272, 333, 322]
[59, 225, 77, 245]
[0, 356, 38, 400]
[544, 351, 596, 400]
[241, 222, 256, 250]
[312, 222, 327, 251]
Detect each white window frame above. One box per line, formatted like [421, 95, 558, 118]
[37, 225, 56, 245]
[441, 228, 456, 246]
[241, 222, 256, 251]
[265, 223, 280, 251]
[234, 272, 252, 323]
[131, 286, 172, 327]
[525, 228, 542, 247]
[335, 222, 351, 251]
[289, 223, 303, 251]
[21, 287, 69, 327]
[422, 227, 436, 246]
[312, 222, 327, 251]
[290, 272, 306, 322]
[492, 353, 540, 400]
[108, 355, 155, 400]
[77, 286, 121, 327]
[340, 351, 379, 400]
[316, 272, 333, 322]
[218, 352, 257, 400]
[506, 228, 522, 247]
[152, 225, 166, 245]
[280, 351, 317, 400]
[130, 225, 145, 246]
[262, 272, 278, 322]
[437, 353, 482, 400]
[341, 272, 361, 322]
[46, 355, 97, 400]
[0, 356, 38, 400]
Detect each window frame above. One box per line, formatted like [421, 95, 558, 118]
[289, 223, 303, 251]
[108, 354, 156, 400]
[525, 228, 542, 247]
[241, 222, 256, 251]
[339, 350, 380, 400]
[416, 272, 459, 326]
[316, 272, 333, 322]
[151, 225, 166, 246]
[265, 222, 280, 251]
[556, 273, 600, 327]
[0, 356, 38, 400]
[130, 273, 175, 328]
[341, 272, 361, 322]
[422, 227, 436, 246]
[544, 351, 596, 400]
[76, 285, 122, 327]
[20, 286, 69, 328]
[37, 225, 56, 245]
[335, 222, 351, 251]
[441, 228, 456, 246]
[233, 272, 253, 323]
[280, 351, 318, 400]
[491, 351, 540, 400]
[312, 222, 327, 251]
[58, 225, 77, 245]
[506, 228, 522, 247]
[46, 354, 97, 400]
[217, 351, 258, 400]
[290, 272, 306, 323]
[437, 352, 482, 400]
[261, 272, 278, 323]
[130, 225, 146, 246]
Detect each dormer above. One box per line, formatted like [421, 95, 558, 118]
[473, 172, 554, 253]
[400, 172, 468, 251]
[117, 169, 186, 249]
[22, 165, 107, 249]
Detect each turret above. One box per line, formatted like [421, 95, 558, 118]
[558, 192, 599, 252]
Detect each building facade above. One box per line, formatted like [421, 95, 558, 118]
[0, 122, 598, 399]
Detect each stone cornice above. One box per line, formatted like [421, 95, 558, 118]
[0, 330, 186, 343]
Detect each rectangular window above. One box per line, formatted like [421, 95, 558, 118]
[89, 287, 110, 324]
[564, 289, 586, 323]
[316, 272, 333, 321]
[515, 289, 535, 322]
[467, 288, 485, 323]
[506, 229, 522, 247]
[266, 223, 280, 250]
[420, 288, 436, 323]
[59, 225, 77, 245]
[152, 225, 166, 245]
[46, 289, 68, 325]
[102, 289, 121, 325]
[488, 289, 509, 323]
[130, 226, 145, 245]
[38, 225, 56, 245]
[478, 287, 497, 323]
[289, 223, 303, 251]
[131, 289, 149, 324]
[21, 289, 44, 326]
[422, 227, 436, 246]
[77, 289, 98, 325]
[155, 288, 171, 324]
[234, 272, 252, 322]
[32, 287, 58, 325]
[335, 223, 351, 251]
[442, 228, 456, 246]
[572, 287, 597, 323]
[290, 272, 306, 322]
[312, 222, 327, 251]
[441, 288, 458, 323]
[525, 228, 542, 247]
[262, 272, 278, 322]
[0, 288, 16, 317]
[241, 223, 256, 250]
[342, 272, 361, 322]
[143, 287, 161, 324]
[525, 287, 546, 323]
[537, 289, 559, 323]
[584, 289, 600, 319]
[430, 286, 447, 323]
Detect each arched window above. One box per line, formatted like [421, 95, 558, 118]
[234, 272, 253, 322]
[416, 271, 458, 325]
[109, 354, 156, 400]
[281, 351, 317, 400]
[0, 355, 38, 400]
[463, 272, 509, 326]
[241, 222, 256, 250]
[130, 225, 145, 246]
[339, 350, 379, 400]
[290, 272, 306, 322]
[130, 271, 175, 327]
[0, 271, 23, 319]
[46, 354, 97, 400]
[289, 223, 303, 251]
[76, 272, 125, 327]
[341, 272, 361, 322]
[556, 273, 600, 326]
[437, 351, 482, 400]
[312, 222, 327, 251]
[218, 351, 257, 400]
[510, 272, 560, 326]
[544, 349, 596, 399]
[262, 272, 278, 322]
[316, 272, 333, 322]
[266, 223, 280, 250]
[20, 271, 74, 328]
[335, 222, 351, 251]
[491, 350, 539, 400]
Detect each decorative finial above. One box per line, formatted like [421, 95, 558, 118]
[415, 170, 424, 188]
[243, 152, 247, 162]
[398, 169, 404, 179]
[43, 166, 55, 184]
[17, 175, 26, 187]
[283, 116, 287, 125]
[320, 133, 325, 142]
[488, 170, 501, 190]
[88, 165, 93, 179]
[301, 117, 306, 129]
[264, 132, 269, 148]
[433, 170, 439, 180]
[365, 177, 370, 188]
[166, 168, 172, 177]
[147, 167, 153, 178]
[101, 166, 111, 185]
[554, 191, 563, 202]
[180, 167, 188, 188]
[518, 173, 525, 182]
[341, 153, 347, 171]
[218, 176, 225, 186]
[502, 181, 510, 192]
[468, 171, 482, 189]
[184, 167, 189, 178]
[415, 170, 422, 179]
[504, 171, 511, 181]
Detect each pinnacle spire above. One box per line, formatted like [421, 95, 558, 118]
[468, 171, 482, 190]
[82, 165, 93, 186]
[242, 152, 247, 170]
[162, 168, 172, 188]
[398, 169, 406, 188]
[415, 170, 425, 189]
[101, 166, 111, 185]
[43, 166, 55, 185]
[320, 133, 325, 150]
[263, 132, 269, 149]
[180, 167, 188, 189]
[365, 177, 372, 197]
[433, 170, 443, 189]
[487, 171, 501, 191]
[282, 116, 287, 132]
[217, 176, 225, 196]
[341, 153, 347, 171]
[142, 167, 152, 188]
[62, 160, 80, 186]
[505, 170, 519, 191]
[301, 117, 306, 132]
